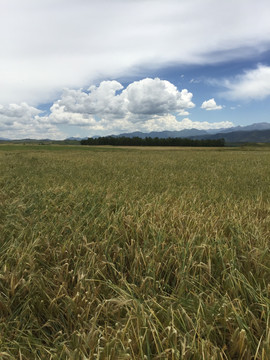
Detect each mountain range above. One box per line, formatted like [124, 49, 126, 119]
[191, 129, 270, 143]
[106, 122, 270, 140]
[1, 122, 270, 143]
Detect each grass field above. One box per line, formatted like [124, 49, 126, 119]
[0, 144, 270, 359]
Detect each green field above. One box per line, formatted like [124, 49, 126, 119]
[1, 145, 270, 359]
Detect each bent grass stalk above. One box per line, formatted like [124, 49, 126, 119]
[0, 145, 270, 359]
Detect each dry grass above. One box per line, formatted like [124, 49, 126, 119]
[0, 145, 270, 359]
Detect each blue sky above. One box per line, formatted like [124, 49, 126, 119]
[0, 0, 270, 139]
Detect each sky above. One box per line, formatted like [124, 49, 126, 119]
[1, 0, 270, 139]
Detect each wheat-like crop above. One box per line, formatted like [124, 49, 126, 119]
[0, 145, 270, 359]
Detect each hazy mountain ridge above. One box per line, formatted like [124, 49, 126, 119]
[110, 128, 208, 139]
[1, 122, 270, 142]
[214, 122, 270, 134]
[191, 129, 270, 143]
[92, 122, 270, 140]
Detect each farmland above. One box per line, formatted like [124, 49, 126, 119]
[0, 144, 270, 359]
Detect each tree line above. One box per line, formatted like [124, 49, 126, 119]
[81, 136, 225, 147]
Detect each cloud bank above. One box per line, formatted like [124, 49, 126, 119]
[0, 103, 62, 139]
[0, 78, 234, 139]
[55, 78, 195, 118]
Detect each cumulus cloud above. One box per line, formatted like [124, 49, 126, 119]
[50, 113, 233, 135]
[123, 79, 195, 115]
[46, 79, 232, 136]
[1, 0, 270, 105]
[201, 98, 223, 111]
[58, 81, 126, 117]
[0, 103, 41, 119]
[54, 78, 195, 121]
[0, 103, 64, 139]
[0, 79, 234, 139]
[133, 116, 233, 133]
[48, 104, 98, 127]
[220, 64, 270, 100]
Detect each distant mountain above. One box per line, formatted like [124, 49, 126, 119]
[65, 137, 87, 141]
[111, 128, 208, 139]
[0, 138, 51, 142]
[191, 129, 270, 143]
[93, 122, 270, 139]
[2, 122, 270, 143]
[216, 122, 270, 134]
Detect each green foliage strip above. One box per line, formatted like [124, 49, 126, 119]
[81, 136, 225, 147]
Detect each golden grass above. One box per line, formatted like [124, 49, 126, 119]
[0, 145, 270, 359]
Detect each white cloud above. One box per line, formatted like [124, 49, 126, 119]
[48, 104, 98, 127]
[1, 0, 270, 105]
[124, 79, 195, 115]
[178, 110, 190, 116]
[0, 103, 64, 139]
[0, 102, 41, 119]
[201, 98, 223, 111]
[135, 116, 233, 133]
[220, 64, 270, 100]
[46, 79, 232, 136]
[54, 78, 195, 120]
[58, 81, 125, 117]
[1, 79, 234, 139]
[0, 99, 233, 139]
[61, 114, 233, 136]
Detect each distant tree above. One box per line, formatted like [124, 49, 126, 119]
[81, 136, 225, 147]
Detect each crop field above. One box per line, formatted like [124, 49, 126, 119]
[0, 144, 270, 359]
